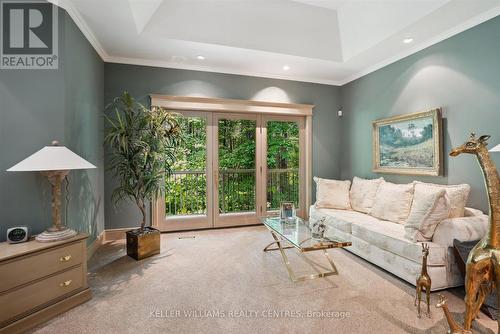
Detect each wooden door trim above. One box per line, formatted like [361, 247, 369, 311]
[151, 97, 313, 229]
[151, 95, 314, 116]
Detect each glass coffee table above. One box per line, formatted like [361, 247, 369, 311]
[262, 216, 351, 282]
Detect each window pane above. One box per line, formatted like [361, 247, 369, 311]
[165, 115, 207, 216]
[218, 119, 256, 213]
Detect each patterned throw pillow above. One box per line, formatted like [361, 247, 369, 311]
[349, 176, 384, 214]
[314, 177, 352, 210]
[370, 181, 415, 223]
[404, 186, 450, 241]
[414, 182, 470, 218]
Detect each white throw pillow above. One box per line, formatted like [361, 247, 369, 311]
[314, 177, 351, 210]
[349, 176, 384, 213]
[404, 186, 450, 242]
[370, 181, 415, 223]
[414, 182, 470, 218]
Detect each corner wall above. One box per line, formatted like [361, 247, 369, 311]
[340, 16, 500, 212]
[63, 12, 105, 244]
[0, 8, 104, 243]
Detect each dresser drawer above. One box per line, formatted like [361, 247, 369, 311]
[0, 241, 83, 293]
[0, 265, 84, 325]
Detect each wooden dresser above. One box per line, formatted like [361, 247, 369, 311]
[0, 234, 91, 334]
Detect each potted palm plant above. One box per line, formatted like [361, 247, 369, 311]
[105, 92, 180, 260]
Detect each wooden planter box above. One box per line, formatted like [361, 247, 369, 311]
[126, 227, 160, 260]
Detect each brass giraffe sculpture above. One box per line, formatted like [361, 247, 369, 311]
[450, 133, 500, 332]
[415, 243, 432, 318]
[435, 294, 471, 334]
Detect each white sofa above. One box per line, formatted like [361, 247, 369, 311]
[309, 184, 489, 291]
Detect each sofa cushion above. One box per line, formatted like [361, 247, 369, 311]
[351, 220, 447, 266]
[433, 216, 489, 248]
[349, 176, 384, 214]
[370, 181, 415, 223]
[310, 206, 381, 234]
[314, 177, 351, 210]
[414, 181, 470, 218]
[404, 186, 450, 242]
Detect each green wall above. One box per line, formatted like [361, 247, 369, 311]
[0, 8, 104, 243]
[103, 64, 342, 229]
[340, 16, 500, 212]
[2, 6, 499, 236]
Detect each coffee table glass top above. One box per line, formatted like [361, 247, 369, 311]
[262, 216, 351, 252]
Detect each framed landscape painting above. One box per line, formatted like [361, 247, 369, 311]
[372, 108, 442, 176]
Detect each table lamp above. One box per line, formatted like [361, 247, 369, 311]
[7, 141, 96, 242]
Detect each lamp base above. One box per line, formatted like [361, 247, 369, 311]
[35, 228, 78, 242]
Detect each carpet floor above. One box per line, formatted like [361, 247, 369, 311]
[31, 225, 497, 334]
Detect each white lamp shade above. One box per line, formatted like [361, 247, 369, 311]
[7, 146, 96, 172]
[490, 144, 500, 152]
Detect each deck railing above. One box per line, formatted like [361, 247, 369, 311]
[165, 169, 299, 216]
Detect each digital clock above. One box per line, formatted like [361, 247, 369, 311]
[7, 227, 29, 243]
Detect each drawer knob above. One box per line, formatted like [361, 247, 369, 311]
[60, 280, 72, 287]
[59, 255, 72, 262]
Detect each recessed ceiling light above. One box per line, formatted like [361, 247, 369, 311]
[403, 38, 414, 44]
[196, 55, 205, 60]
[283, 65, 290, 71]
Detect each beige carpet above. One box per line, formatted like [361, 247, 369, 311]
[31, 226, 496, 334]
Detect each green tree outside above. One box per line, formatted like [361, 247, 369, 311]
[165, 117, 299, 216]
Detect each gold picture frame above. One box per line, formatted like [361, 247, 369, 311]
[372, 108, 442, 176]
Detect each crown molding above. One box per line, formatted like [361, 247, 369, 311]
[49, 1, 500, 87]
[338, 6, 500, 85]
[47, 0, 108, 60]
[50, 0, 342, 86]
[105, 55, 343, 86]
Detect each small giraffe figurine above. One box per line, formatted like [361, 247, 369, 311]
[435, 294, 472, 334]
[415, 243, 431, 318]
[450, 133, 500, 331]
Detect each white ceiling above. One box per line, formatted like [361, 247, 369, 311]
[51, 0, 500, 85]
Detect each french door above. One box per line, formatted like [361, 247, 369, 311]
[155, 112, 306, 231]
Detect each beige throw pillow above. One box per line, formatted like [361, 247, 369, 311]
[314, 177, 351, 210]
[414, 182, 470, 218]
[349, 176, 384, 213]
[404, 186, 450, 242]
[370, 181, 414, 223]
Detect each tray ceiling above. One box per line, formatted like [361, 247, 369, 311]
[51, 0, 500, 85]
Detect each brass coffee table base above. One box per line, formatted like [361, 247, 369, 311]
[264, 231, 339, 282]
